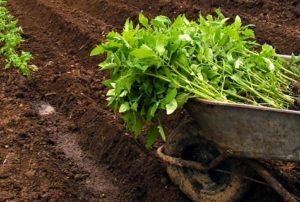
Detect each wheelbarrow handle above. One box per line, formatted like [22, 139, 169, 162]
[276, 54, 293, 60]
[247, 160, 298, 202]
[157, 145, 229, 170]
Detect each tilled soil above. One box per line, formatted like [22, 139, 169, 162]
[0, 0, 300, 201]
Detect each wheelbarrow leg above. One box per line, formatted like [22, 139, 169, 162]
[247, 160, 298, 202]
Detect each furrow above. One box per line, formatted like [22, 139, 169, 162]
[11, 0, 113, 64]
[62, 0, 138, 28]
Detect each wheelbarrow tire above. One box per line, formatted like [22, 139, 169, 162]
[165, 120, 249, 202]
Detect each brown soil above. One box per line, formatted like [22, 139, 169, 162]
[0, 0, 299, 201]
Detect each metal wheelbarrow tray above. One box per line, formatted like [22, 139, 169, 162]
[186, 99, 300, 162]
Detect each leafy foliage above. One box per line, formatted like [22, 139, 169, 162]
[92, 10, 300, 147]
[0, 0, 32, 76]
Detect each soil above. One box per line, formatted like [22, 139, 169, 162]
[0, 0, 299, 201]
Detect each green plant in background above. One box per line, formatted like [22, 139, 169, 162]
[91, 10, 300, 148]
[0, 0, 32, 76]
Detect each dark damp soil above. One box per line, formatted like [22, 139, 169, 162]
[0, 0, 299, 201]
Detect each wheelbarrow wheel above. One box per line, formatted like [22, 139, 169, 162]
[164, 120, 250, 202]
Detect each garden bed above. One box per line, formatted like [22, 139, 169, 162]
[0, 0, 299, 201]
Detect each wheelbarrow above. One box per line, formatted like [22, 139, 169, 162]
[157, 55, 300, 202]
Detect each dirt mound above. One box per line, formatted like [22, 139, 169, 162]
[0, 0, 299, 201]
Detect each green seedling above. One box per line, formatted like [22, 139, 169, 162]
[0, 0, 32, 76]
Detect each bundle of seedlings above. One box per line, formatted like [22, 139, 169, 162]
[91, 10, 300, 147]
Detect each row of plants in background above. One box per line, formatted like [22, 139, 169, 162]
[91, 10, 300, 147]
[0, 0, 32, 76]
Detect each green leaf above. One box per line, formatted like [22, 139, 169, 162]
[168, 38, 181, 56]
[204, 48, 213, 61]
[231, 72, 244, 83]
[264, 58, 275, 72]
[158, 124, 166, 141]
[151, 15, 171, 28]
[176, 52, 189, 67]
[120, 90, 128, 97]
[124, 19, 133, 31]
[130, 45, 156, 59]
[146, 125, 158, 149]
[139, 13, 149, 27]
[99, 61, 118, 70]
[102, 79, 113, 88]
[234, 58, 243, 69]
[176, 93, 189, 108]
[156, 34, 167, 56]
[179, 34, 192, 42]
[261, 44, 276, 57]
[131, 101, 139, 110]
[234, 15, 242, 28]
[215, 8, 225, 19]
[119, 102, 130, 113]
[242, 29, 254, 38]
[106, 89, 115, 96]
[90, 45, 105, 56]
[295, 55, 300, 63]
[102, 41, 122, 51]
[147, 102, 159, 120]
[132, 116, 143, 138]
[165, 88, 177, 104]
[166, 99, 178, 115]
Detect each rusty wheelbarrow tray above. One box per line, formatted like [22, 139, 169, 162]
[186, 98, 300, 162]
